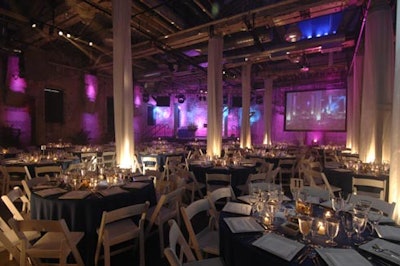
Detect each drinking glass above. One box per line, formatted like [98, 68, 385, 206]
[352, 213, 368, 244]
[368, 210, 383, 235]
[331, 196, 345, 214]
[325, 217, 340, 246]
[298, 215, 313, 243]
[353, 199, 372, 215]
[341, 212, 355, 239]
[311, 217, 322, 238]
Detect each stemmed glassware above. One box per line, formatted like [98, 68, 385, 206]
[331, 196, 345, 215]
[368, 210, 383, 235]
[353, 212, 368, 244]
[325, 217, 340, 246]
[298, 215, 313, 243]
[341, 211, 355, 240]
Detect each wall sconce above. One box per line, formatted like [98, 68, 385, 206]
[176, 94, 185, 103]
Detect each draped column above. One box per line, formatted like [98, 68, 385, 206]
[347, 54, 363, 154]
[359, 0, 394, 163]
[206, 35, 223, 157]
[263, 78, 273, 145]
[240, 63, 252, 149]
[112, 0, 135, 168]
[389, 0, 400, 224]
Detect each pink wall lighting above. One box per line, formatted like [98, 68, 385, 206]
[84, 74, 97, 102]
[82, 113, 100, 143]
[7, 56, 26, 93]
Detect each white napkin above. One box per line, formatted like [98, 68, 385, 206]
[33, 184, 56, 190]
[375, 225, 400, 241]
[123, 182, 149, 189]
[224, 217, 264, 233]
[59, 190, 91, 199]
[222, 202, 251, 215]
[98, 187, 128, 197]
[252, 233, 304, 261]
[359, 238, 400, 264]
[35, 187, 67, 197]
[316, 248, 372, 266]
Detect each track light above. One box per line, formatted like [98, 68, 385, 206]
[285, 23, 302, 42]
[299, 53, 310, 72]
[177, 94, 185, 103]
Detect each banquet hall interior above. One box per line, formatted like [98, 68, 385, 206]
[1, 0, 400, 265]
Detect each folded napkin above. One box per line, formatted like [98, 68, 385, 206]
[375, 225, 400, 241]
[237, 195, 254, 204]
[360, 238, 400, 264]
[222, 202, 251, 215]
[35, 187, 67, 197]
[252, 233, 304, 261]
[97, 187, 128, 197]
[33, 184, 56, 190]
[224, 217, 264, 233]
[59, 190, 91, 199]
[316, 248, 372, 266]
[123, 182, 149, 189]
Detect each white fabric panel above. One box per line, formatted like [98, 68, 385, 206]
[240, 64, 252, 149]
[112, 0, 135, 168]
[263, 79, 273, 145]
[359, 0, 394, 163]
[206, 35, 223, 157]
[389, 0, 400, 224]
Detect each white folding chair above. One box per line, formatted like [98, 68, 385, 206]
[164, 219, 224, 266]
[94, 201, 149, 266]
[347, 194, 396, 218]
[352, 177, 386, 200]
[141, 156, 158, 175]
[205, 173, 231, 193]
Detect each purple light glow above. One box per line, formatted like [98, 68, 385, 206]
[82, 113, 100, 142]
[3, 107, 31, 145]
[134, 86, 142, 106]
[8, 56, 26, 93]
[84, 74, 97, 102]
[183, 49, 201, 57]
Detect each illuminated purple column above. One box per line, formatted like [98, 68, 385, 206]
[263, 78, 273, 145]
[82, 74, 100, 142]
[240, 63, 251, 149]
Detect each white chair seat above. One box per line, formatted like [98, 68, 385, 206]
[33, 231, 83, 251]
[102, 219, 139, 245]
[196, 228, 219, 255]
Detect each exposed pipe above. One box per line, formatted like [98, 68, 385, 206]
[349, 0, 372, 73]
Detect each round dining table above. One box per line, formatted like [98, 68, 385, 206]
[219, 201, 398, 266]
[30, 179, 157, 266]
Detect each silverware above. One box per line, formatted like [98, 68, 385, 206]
[372, 243, 400, 260]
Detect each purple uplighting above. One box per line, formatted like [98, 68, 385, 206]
[8, 56, 26, 93]
[84, 74, 97, 102]
[82, 113, 100, 142]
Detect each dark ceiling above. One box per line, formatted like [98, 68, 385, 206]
[0, 0, 392, 94]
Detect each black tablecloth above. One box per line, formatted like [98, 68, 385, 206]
[190, 164, 256, 195]
[323, 168, 389, 200]
[30, 181, 157, 266]
[220, 202, 391, 266]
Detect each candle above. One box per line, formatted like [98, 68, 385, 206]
[317, 221, 326, 235]
[324, 211, 332, 218]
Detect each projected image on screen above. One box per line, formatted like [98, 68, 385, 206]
[285, 89, 346, 131]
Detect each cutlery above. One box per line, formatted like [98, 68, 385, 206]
[372, 244, 400, 260]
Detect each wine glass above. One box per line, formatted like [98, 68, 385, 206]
[298, 215, 313, 243]
[341, 212, 355, 240]
[310, 217, 322, 238]
[325, 217, 340, 246]
[331, 196, 344, 215]
[353, 213, 368, 244]
[368, 210, 383, 235]
[353, 199, 372, 215]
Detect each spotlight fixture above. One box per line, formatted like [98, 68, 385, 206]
[299, 53, 310, 72]
[143, 93, 150, 103]
[284, 23, 302, 42]
[177, 94, 185, 103]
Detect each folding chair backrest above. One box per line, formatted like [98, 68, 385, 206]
[34, 165, 62, 179]
[21, 175, 50, 200]
[352, 177, 386, 200]
[1, 187, 29, 220]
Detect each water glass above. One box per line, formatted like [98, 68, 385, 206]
[325, 217, 340, 246]
[352, 213, 368, 244]
[368, 210, 383, 235]
[298, 215, 313, 243]
[341, 212, 355, 239]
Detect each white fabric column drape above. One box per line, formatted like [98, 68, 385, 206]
[359, 0, 394, 163]
[206, 35, 223, 157]
[112, 0, 134, 168]
[347, 54, 363, 154]
[263, 78, 273, 145]
[240, 64, 252, 149]
[389, 0, 400, 224]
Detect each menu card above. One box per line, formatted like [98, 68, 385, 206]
[222, 202, 252, 215]
[35, 187, 67, 197]
[360, 238, 400, 265]
[123, 182, 149, 189]
[252, 233, 304, 261]
[59, 190, 91, 199]
[224, 217, 264, 233]
[316, 248, 372, 266]
[375, 225, 400, 241]
[97, 186, 128, 197]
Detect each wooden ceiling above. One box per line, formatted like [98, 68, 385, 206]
[0, 0, 379, 93]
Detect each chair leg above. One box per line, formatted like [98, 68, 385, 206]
[159, 224, 164, 257]
[104, 244, 111, 266]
